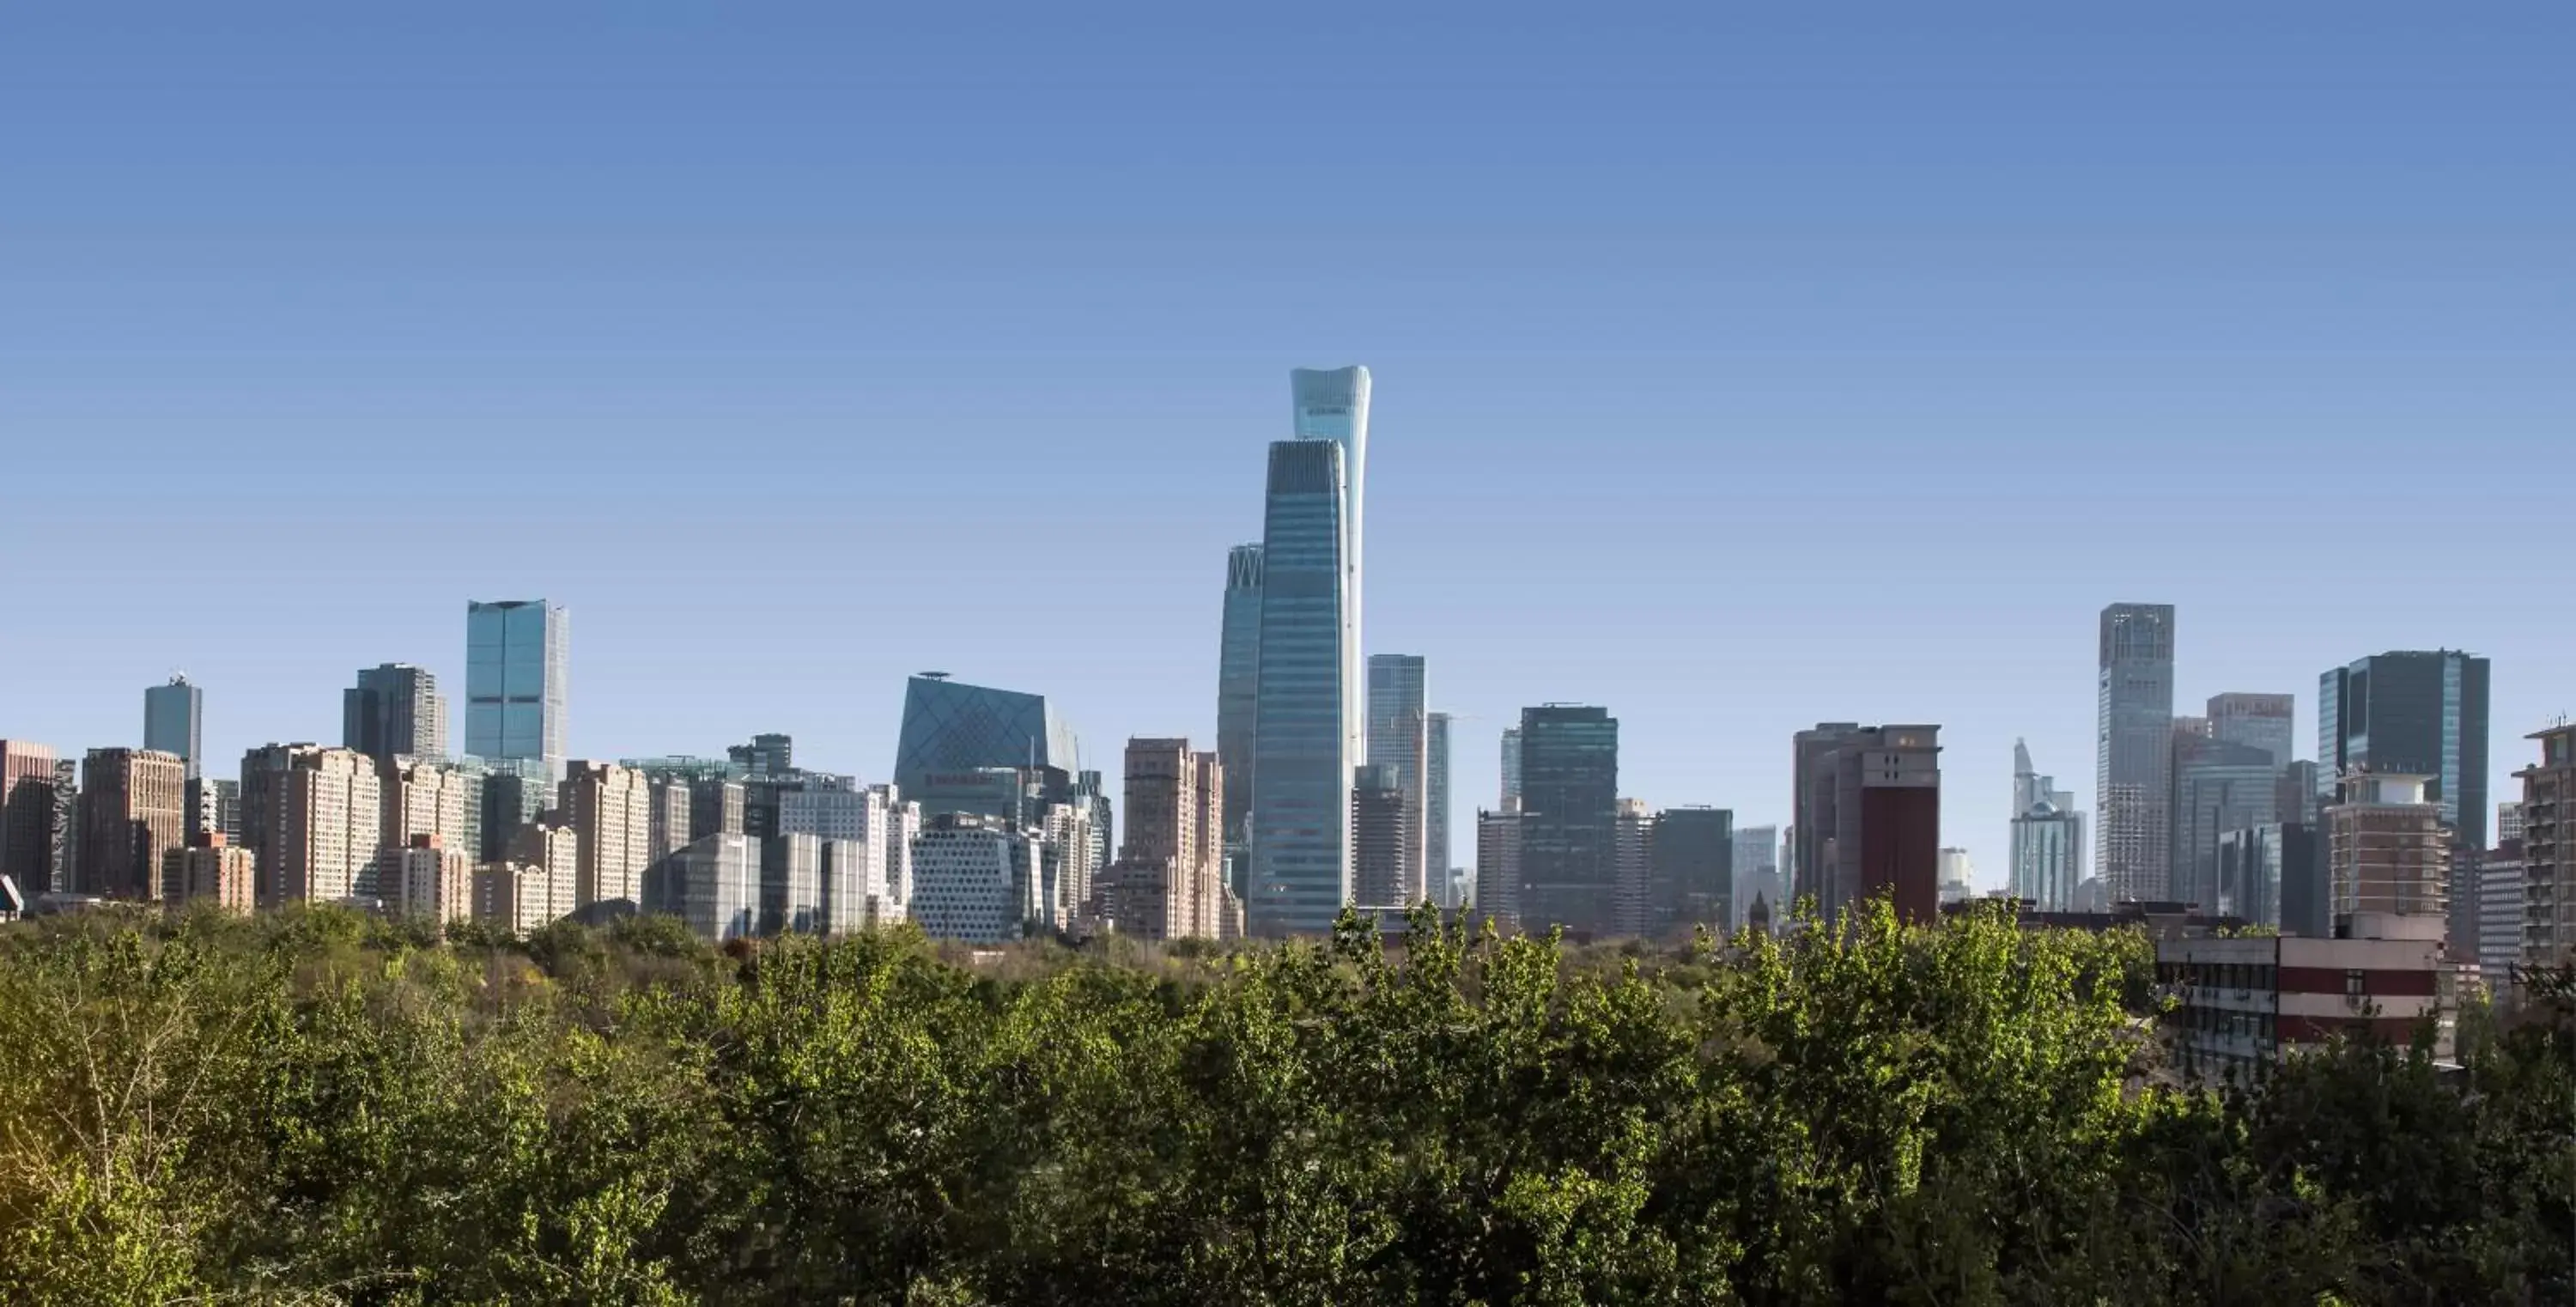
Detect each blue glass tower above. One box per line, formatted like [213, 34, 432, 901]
[1249, 437, 1353, 935]
[465, 599, 568, 775]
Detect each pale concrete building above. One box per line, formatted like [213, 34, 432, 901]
[78, 747, 188, 901]
[561, 761, 651, 908]
[261, 747, 385, 905]
[1097, 739, 1228, 940]
[477, 859, 574, 935]
[164, 833, 256, 914]
[383, 835, 474, 924]
[2519, 725, 2576, 968]
[380, 757, 481, 871]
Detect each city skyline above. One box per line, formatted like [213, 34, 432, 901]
[5, 9, 2570, 892]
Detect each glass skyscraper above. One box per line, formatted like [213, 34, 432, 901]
[2010, 739, 2085, 910]
[143, 675, 203, 780]
[1425, 710, 1453, 908]
[465, 599, 568, 775]
[344, 662, 448, 762]
[1249, 437, 1354, 935]
[1516, 704, 1619, 937]
[1365, 654, 1428, 903]
[1216, 543, 1263, 853]
[2096, 603, 2176, 903]
[2318, 649, 2491, 848]
[891, 674, 1079, 800]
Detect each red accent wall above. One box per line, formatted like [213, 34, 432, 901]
[1860, 785, 1939, 923]
[2278, 966, 2438, 997]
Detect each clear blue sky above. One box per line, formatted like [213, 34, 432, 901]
[4, 3, 2570, 886]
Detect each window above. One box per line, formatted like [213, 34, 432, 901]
[2344, 969, 2366, 997]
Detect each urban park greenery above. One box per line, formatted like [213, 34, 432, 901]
[0, 901, 2565, 1305]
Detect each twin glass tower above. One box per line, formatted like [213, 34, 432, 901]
[1240, 366, 1370, 936]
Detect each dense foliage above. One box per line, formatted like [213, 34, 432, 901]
[0, 902, 2565, 1305]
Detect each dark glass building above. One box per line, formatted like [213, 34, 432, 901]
[1515, 704, 1619, 937]
[1649, 806, 1734, 938]
[2318, 650, 2491, 848]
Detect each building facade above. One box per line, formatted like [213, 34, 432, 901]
[2096, 603, 2177, 903]
[1365, 654, 1429, 902]
[2010, 739, 2085, 910]
[165, 834, 257, 914]
[344, 663, 448, 762]
[911, 813, 1042, 944]
[465, 599, 568, 775]
[383, 836, 474, 924]
[892, 675, 1079, 800]
[261, 747, 384, 905]
[2156, 914, 2452, 1081]
[78, 747, 188, 900]
[561, 761, 651, 908]
[1290, 365, 1370, 782]
[1795, 723, 1943, 922]
[1731, 824, 1781, 931]
[477, 859, 575, 936]
[1249, 436, 1355, 936]
[1352, 765, 1411, 909]
[2172, 739, 2280, 914]
[1425, 711, 1453, 909]
[2326, 775, 2449, 924]
[2319, 650, 2491, 848]
[650, 833, 759, 941]
[2518, 725, 2574, 968]
[380, 757, 482, 873]
[1474, 800, 1523, 928]
[0, 740, 58, 893]
[1500, 728, 1522, 805]
[2207, 692, 2295, 766]
[1513, 705, 1619, 937]
[2474, 842, 2524, 972]
[1649, 806, 1732, 937]
[1216, 543, 1263, 863]
[143, 675, 204, 780]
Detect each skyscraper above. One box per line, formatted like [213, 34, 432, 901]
[1249, 437, 1355, 936]
[1516, 704, 1619, 937]
[78, 748, 187, 900]
[1097, 738, 1227, 940]
[1500, 728, 1522, 805]
[1425, 711, 1454, 909]
[259, 748, 384, 905]
[1475, 800, 1524, 927]
[1216, 543, 1263, 854]
[1612, 798, 1653, 936]
[561, 761, 651, 908]
[344, 663, 448, 762]
[2319, 650, 2492, 848]
[2096, 603, 2177, 903]
[1794, 723, 1943, 922]
[143, 675, 204, 780]
[0, 740, 58, 894]
[1290, 365, 1370, 782]
[891, 674, 1079, 799]
[1649, 806, 1733, 938]
[2172, 739, 2278, 912]
[1365, 654, 1428, 902]
[465, 599, 568, 775]
[2010, 739, 2085, 910]
[2207, 693, 2295, 767]
[1730, 824, 1782, 931]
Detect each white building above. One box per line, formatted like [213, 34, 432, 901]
[477, 860, 574, 934]
[911, 815, 1042, 944]
[667, 833, 759, 942]
[383, 837, 474, 925]
[769, 832, 824, 934]
[267, 748, 384, 905]
[562, 761, 652, 908]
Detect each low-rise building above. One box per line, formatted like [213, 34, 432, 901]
[2156, 912, 2453, 1081]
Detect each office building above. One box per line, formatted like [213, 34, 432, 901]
[2096, 604, 2177, 903]
[1366, 654, 1429, 901]
[728, 732, 794, 778]
[259, 747, 384, 905]
[1608, 799, 1652, 935]
[380, 757, 481, 872]
[1249, 436, 1357, 937]
[2319, 650, 2491, 847]
[1794, 724, 1943, 921]
[165, 833, 256, 914]
[1649, 806, 1733, 937]
[1516, 705, 1619, 937]
[815, 836, 895, 933]
[688, 777, 745, 842]
[762, 832, 823, 934]
[561, 761, 650, 908]
[2156, 914, 2453, 1081]
[2498, 802, 2524, 846]
[1731, 824, 1782, 931]
[1217, 543, 1263, 855]
[2207, 693, 2295, 767]
[2172, 739, 2279, 912]
[892, 673, 1079, 799]
[646, 776, 693, 864]
[1425, 711, 1453, 909]
[344, 663, 447, 762]
[185, 777, 240, 846]
[77, 747, 187, 900]
[382, 834, 473, 924]
[2519, 725, 2575, 967]
[1475, 800, 1524, 927]
[2275, 760, 2324, 828]
[1937, 848, 1976, 905]
[1500, 728, 1522, 805]
[1291, 366, 1370, 772]
[643, 833, 760, 941]
[0, 740, 58, 893]
[477, 858, 575, 936]
[1352, 765, 1411, 909]
[911, 813, 1042, 944]
[143, 675, 204, 780]
[2474, 843, 2524, 972]
[2010, 739, 2085, 910]
[2326, 775, 2448, 924]
[470, 757, 553, 861]
[465, 599, 569, 775]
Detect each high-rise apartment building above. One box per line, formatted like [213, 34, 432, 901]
[2326, 775, 2448, 923]
[2319, 650, 2491, 848]
[1516, 705, 1619, 937]
[2475, 843, 2524, 971]
[2097, 603, 2177, 903]
[166, 832, 257, 913]
[1096, 739, 1227, 940]
[505, 821, 582, 922]
[2172, 739, 2279, 913]
[185, 777, 240, 847]
[1217, 544, 1263, 854]
[2010, 739, 2085, 910]
[646, 776, 693, 865]
[260, 747, 385, 905]
[1425, 711, 1453, 909]
[1474, 800, 1523, 927]
[0, 740, 58, 893]
[2518, 725, 2575, 968]
[382, 834, 474, 925]
[380, 757, 482, 872]
[1793, 724, 1942, 922]
[1610, 799, 1653, 936]
[143, 675, 204, 780]
[344, 663, 448, 762]
[1351, 765, 1411, 909]
[1366, 654, 1429, 902]
[465, 599, 568, 775]
[78, 747, 187, 900]
[1249, 436, 1356, 937]
[44, 760, 77, 896]
[477, 857, 575, 936]
[2207, 693, 2295, 767]
[560, 761, 651, 908]
[1649, 806, 1732, 937]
